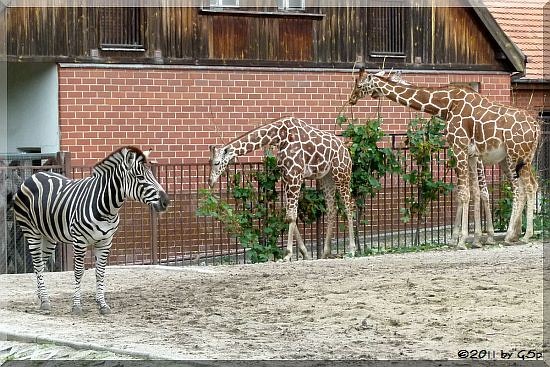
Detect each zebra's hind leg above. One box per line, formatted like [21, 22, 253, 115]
[28, 236, 55, 311]
[94, 242, 113, 315]
[71, 243, 87, 315]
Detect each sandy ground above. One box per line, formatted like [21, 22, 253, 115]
[0, 241, 544, 360]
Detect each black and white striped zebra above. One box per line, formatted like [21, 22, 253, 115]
[13, 146, 170, 314]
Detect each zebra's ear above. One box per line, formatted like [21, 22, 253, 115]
[124, 149, 137, 168]
[143, 149, 152, 160]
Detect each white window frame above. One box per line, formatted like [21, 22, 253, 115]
[277, 0, 305, 11]
[209, 0, 239, 8]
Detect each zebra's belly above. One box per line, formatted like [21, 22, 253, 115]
[20, 210, 119, 246]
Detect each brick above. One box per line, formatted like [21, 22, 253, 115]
[58, 67, 520, 166]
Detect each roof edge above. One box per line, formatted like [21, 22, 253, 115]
[469, 0, 526, 75]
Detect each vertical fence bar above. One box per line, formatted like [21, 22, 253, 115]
[151, 162, 159, 265]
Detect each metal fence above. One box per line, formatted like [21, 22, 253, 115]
[2, 130, 549, 273]
[1, 152, 72, 274]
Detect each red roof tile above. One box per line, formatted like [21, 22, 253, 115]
[484, 0, 547, 80]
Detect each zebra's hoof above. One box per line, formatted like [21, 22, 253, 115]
[99, 305, 111, 315]
[71, 306, 82, 315]
[40, 302, 51, 311]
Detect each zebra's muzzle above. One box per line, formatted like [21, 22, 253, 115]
[152, 190, 170, 212]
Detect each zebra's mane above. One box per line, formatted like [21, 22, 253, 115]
[93, 146, 147, 174]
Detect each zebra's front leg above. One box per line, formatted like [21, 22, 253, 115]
[94, 242, 113, 315]
[72, 243, 87, 315]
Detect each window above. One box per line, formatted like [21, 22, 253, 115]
[208, 0, 239, 8]
[100, 8, 144, 51]
[368, 2, 407, 58]
[278, 0, 305, 11]
[450, 82, 480, 92]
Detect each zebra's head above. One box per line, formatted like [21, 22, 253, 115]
[208, 145, 236, 188]
[120, 147, 170, 212]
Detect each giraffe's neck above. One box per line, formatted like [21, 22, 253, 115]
[372, 76, 452, 117]
[226, 119, 285, 157]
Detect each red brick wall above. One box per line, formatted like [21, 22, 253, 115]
[58, 66, 512, 166]
[511, 88, 549, 118]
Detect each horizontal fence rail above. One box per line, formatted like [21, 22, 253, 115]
[3, 129, 550, 273]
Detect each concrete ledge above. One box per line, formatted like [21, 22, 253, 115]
[0, 329, 158, 360]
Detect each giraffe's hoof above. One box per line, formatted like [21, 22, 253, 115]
[471, 242, 483, 249]
[99, 305, 111, 315]
[345, 251, 356, 258]
[519, 235, 532, 243]
[504, 235, 519, 244]
[71, 305, 82, 315]
[282, 254, 292, 262]
[456, 243, 467, 250]
[485, 236, 496, 245]
[40, 301, 51, 311]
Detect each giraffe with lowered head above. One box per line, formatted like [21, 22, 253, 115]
[208, 116, 356, 261]
[348, 69, 540, 248]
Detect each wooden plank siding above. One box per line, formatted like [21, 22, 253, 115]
[6, 5, 510, 71]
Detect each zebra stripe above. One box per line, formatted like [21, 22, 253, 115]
[14, 146, 169, 315]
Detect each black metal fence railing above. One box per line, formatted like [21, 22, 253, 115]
[2, 129, 549, 273]
[1, 152, 72, 274]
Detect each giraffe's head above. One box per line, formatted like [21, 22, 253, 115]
[208, 145, 235, 188]
[348, 69, 384, 105]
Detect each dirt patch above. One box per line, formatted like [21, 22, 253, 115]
[0, 242, 543, 360]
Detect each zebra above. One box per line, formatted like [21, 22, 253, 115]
[13, 146, 170, 315]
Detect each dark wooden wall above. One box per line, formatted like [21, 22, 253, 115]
[6, 4, 509, 71]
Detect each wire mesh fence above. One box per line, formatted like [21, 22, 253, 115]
[1, 152, 72, 274]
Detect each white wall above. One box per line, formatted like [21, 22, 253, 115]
[7, 63, 59, 153]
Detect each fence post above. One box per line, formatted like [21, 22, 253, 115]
[58, 151, 72, 179]
[58, 151, 73, 271]
[0, 160, 6, 274]
[151, 162, 159, 265]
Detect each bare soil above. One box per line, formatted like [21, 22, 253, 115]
[0, 242, 543, 360]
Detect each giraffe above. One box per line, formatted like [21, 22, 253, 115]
[208, 116, 356, 261]
[348, 69, 540, 248]
[389, 71, 497, 246]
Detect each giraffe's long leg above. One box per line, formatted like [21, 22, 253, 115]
[478, 164, 495, 245]
[94, 241, 113, 314]
[292, 225, 309, 260]
[282, 182, 305, 261]
[336, 181, 356, 257]
[320, 176, 336, 259]
[453, 152, 471, 250]
[500, 162, 522, 238]
[469, 157, 483, 248]
[505, 158, 529, 243]
[520, 167, 538, 242]
[451, 203, 463, 243]
[72, 242, 87, 315]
